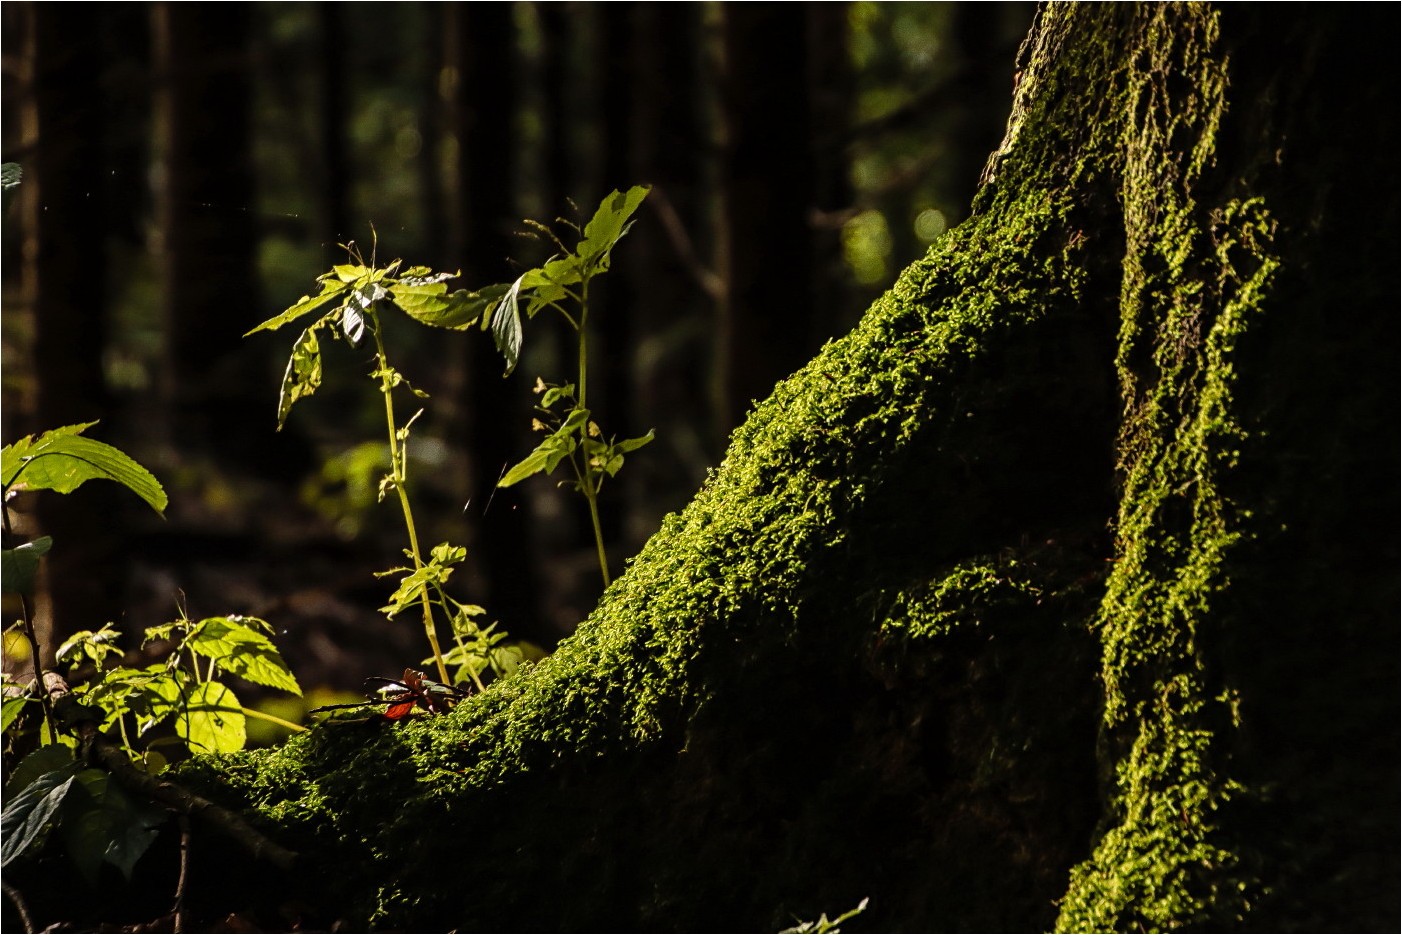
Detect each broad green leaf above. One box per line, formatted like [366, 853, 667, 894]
[55, 623, 123, 669]
[396, 283, 508, 330]
[4, 744, 75, 798]
[1, 426, 166, 516]
[0, 762, 80, 868]
[277, 324, 323, 430]
[186, 617, 301, 696]
[171, 681, 245, 755]
[2, 536, 52, 595]
[62, 769, 165, 882]
[245, 278, 349, 336]
[333, 263, 369, 283]
[1, 695, 29, 733]
[577, 185, 650, 273]
[491, 276, 525, 376]
[498, 446, 551, 488]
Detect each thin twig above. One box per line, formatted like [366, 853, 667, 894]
[2, 880, 35, 934]
[647, 187, 723, 300]
[173, 815, 191, 934]
[0, 503, 57, 741]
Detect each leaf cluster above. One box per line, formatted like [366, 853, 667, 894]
[1, 614, 300, 883]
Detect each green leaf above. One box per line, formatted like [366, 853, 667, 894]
[185, 617, 301, 696]
[498, 446, 551, 488]
[4, 744, 75, 798]
[62, 769, 165, 882]
[1, 425, 166, 516]
[245, 278, 350, 336]
[614, 429, 656, 455]
[1, 762, 80, 868]
[277, 324, 323, 430]
[490, 276, 525, 376]
[396, 283, 509, 330]
[1, 536, 52, 595]
[2, 695, 30, 733]
[577, 185, 650, 273]
[170, 681, 245, 755]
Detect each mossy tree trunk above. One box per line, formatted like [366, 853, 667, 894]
[171, 6, 1393, 931]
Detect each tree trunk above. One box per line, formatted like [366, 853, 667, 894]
[152, 3, 262, 465]
[19, 5, 123, 662]
[117, 6, 1402, 931]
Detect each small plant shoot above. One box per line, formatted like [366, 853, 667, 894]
[248, 235, 509, 685]
[478, 186, 656, 587]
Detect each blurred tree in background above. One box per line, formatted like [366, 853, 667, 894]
[0, 1, 1031, 708]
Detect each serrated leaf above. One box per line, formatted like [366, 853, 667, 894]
[186, 617, 301, 696]
[577, 185, 650, 273]
[171, 681, 245, 755]
[277, 325, 323, 430]
[4, 744, 75, 798]
[2, 695, 30, 733]
[491, 276, 525, 376]
[1, 762, 80, 868]
[2, 536, 52, 595]
[1, 425, 166, 516]
[395, 283, 508, 330]
[63, 769, 165, 882]
[245, 279, 349, 336]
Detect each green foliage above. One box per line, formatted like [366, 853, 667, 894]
[781, 897, 870, 934]
[471, 188, 656, 587]
[252, 237, 506, 686]
[60, 613, 302, 759]
[1, 422, 167, 517]
[0, 612, 301, 883]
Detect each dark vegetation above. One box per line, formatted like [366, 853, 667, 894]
[2, 3, 1397, 933]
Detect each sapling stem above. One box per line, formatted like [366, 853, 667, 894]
[575, 279, 611, 587]
[0, 502, 56, 742]
[371, 318, 451, 684]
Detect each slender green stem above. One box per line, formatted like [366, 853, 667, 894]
[575, 278, 611, 588]
[240, 707, 308, 733]
[371, 319, 451, 684]
[0, 504, 56, 742]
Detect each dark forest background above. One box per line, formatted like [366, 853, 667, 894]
[1, 2, 1032, 733]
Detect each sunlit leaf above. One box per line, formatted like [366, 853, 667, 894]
[171, 681, 245, 755]
[1, 425, 166, 516]
[614, 429, 656, 455]
[1, 536, 51, 595]
[498, 446, 551, 488]
[577, 185, 650, 274]
[186, 617, 301, 696]
[491, 276, 525, 376]
[0, 762, 80, 868]
[245, 279, 349, 335]
[395, 283, 508, 330]
[1, 695, 29, 733]
[277, 325, 323, 430]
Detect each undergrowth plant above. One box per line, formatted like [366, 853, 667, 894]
[0, 424, 302, 883]
[248, 236, 511, 687]
[484, 186, 654, 587]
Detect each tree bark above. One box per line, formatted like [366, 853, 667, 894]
[107, 5, 1402, 931]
